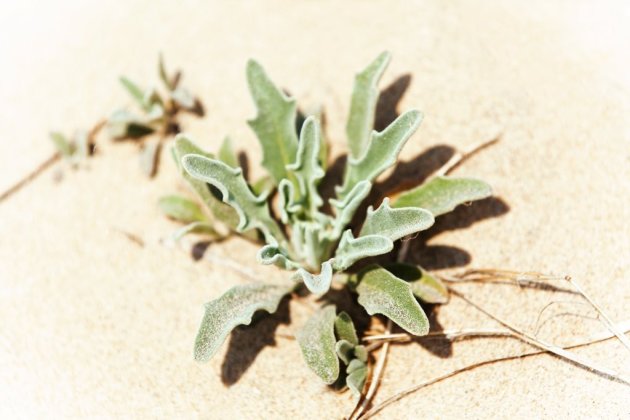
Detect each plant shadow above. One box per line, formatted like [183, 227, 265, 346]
[220, 296, 292, 386]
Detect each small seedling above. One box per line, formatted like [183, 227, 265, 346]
[106, 54, 203, 176]
[168, 52, 492, 393]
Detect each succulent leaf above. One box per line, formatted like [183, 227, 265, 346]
[393, 175, 492, 217]
[158, 195, 207, 223]
[360, 197, 434, 241]
[194, 283, 292, 361]
[356, 265, 429, 336]
[173, 135, 240, 228]
[333, 230, 393, 271]
[334, 311, 359, 346]
[286, 116, 325, 217]
[182, 154, 287, 245]
[218, 136, 239, 168]
[296, 305, 340, 384]
[337, 110, 422, 199]
[171, 221, 219, 241]
[293, 260, 334, 295]
[346, 51, 391, 160]
[119, 76, 147, 109]
[329, 180, 372, 239]
[246, 59, 299, 185]
[335, 339, 355, 365]
[257, 244, 301, 270]
[385, 263, 449, 304]
[346, 359, 367, 395]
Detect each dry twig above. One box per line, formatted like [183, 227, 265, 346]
[360, 320, 630, 419]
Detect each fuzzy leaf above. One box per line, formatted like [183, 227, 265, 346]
[385, 263, 449, 304]
[246, 59, 298, 185]
[293, 260, 334, 295]
[251, 175, 275, 196]
[296, 306, 340, 384]
[337, 110, 422, 198]
[290, 221, 333, 269]
[347, 51, 391, 160]
[335, 339, 355, 364]
[329, 180, 372, 238]
[278, 179, 302, 223]
[182, 154, 286, 245]
[333, 230, 393, 271]
[172, 221, 219, 241]
[173, 136, 240, 228]
[194, 283, 291, 361]
[119, 76, 146, 109]
[171, 86, 196, 109]
[107, 109, 157, 139]
[360, 198, 434, 241]
[356, 265, 430, 336]
[218, 136, 238, 168]
[335, 311, 359, 346]
[140, 137, 161, 177]
[158, 53, 175, 91]
[393, 176, 492, 217]
[346, 359, 367, 395]
[257, 244, 301, 270]
[158, 195, 207, 223]
[287, 116, 325, 216]
[354, 345, 368, 363]
[50, 132, 75, 158]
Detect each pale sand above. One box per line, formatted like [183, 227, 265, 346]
[1, 1, 629, 418]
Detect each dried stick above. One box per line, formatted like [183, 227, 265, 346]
[450, 288, 630, 385]
[0, 119, 105, 204]
[363, 328, 513, 343]
[434, 133, 501, 177]
[0, 152, 60, 203]
[360, 320, 630, 419]
[564, 276, 630, 357]
[350, 319, 392, 420]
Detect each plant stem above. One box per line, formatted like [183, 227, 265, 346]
[434, 133, 501, 178]
[360, 320, 630, 419]
[449, 287, 630, 384]
[0, 152, 60, 203]
[350, 319, 392, 420]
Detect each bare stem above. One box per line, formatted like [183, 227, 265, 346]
[434, 133, 501, 177]
[351, 319, 392, 420]
[360, 320, 630, 419]
[449, 287, 630, 384]
[0, 152, 60, 203]
[564, 276, 630, 358]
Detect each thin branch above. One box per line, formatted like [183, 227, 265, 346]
[434, 133, 501, 177]
[0, 152, 60, 203]
[449, 287, 630, 385]
[360, 320, 630, 419]
[350, 319, 392, 420]
[565, 276, 630, 357]
[0, 118, 105, 204]
[363, 328, 514, 343]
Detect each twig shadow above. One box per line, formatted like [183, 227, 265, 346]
[220, 297, 292, 386]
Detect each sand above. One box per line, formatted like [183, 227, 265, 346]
[1, 1, 629, 418]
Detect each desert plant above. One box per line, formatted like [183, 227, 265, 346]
[107, 54, 204, 176]
[170, 52, 492, 393]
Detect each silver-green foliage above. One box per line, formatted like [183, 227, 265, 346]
[173, 52, 492, 388]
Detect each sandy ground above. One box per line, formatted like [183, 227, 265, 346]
[1, 1, 629, 418]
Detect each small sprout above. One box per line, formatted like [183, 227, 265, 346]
[50, 130, 95, 166]
[107, 55, 204, 176]
[168, 52, 492, 389]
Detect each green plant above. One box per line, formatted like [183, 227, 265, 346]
[107, 54, 204, 176]
[168, 52, 492, 393]
[47, 55, 203, 177]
